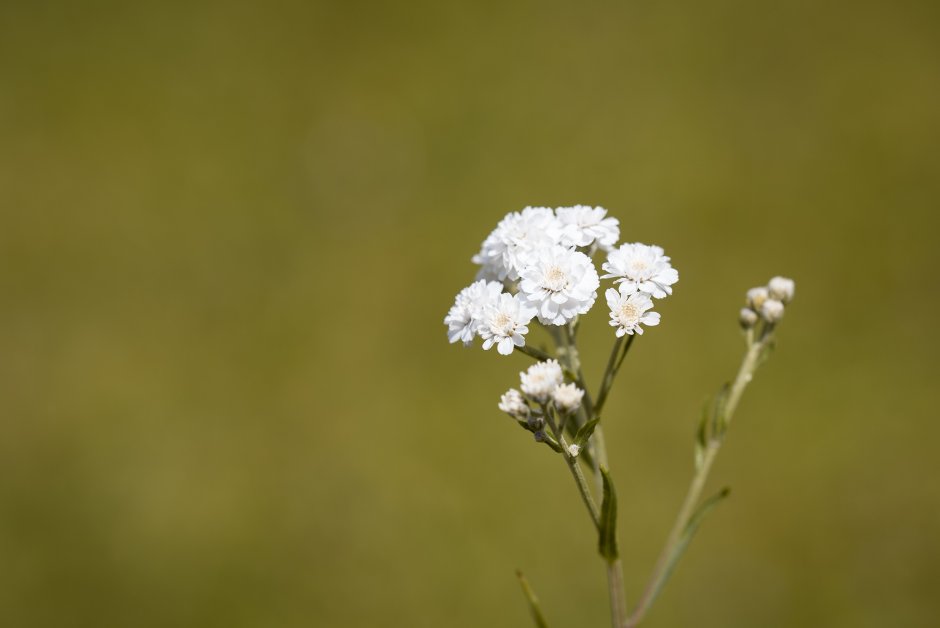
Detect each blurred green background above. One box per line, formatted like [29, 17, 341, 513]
[1, 1, 938, 626]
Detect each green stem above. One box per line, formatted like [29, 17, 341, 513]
[543, 404, 599, 527]
[626, 336, 768, 627]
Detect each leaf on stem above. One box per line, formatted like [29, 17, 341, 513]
[648, 488, 732, 611]
[598, 467, 619, 561]
[516, 570, 550, 628]
[574, 417, 600, 449]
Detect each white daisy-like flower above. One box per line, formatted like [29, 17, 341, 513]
[520, 359, 564, 402]
[519, 245, 600, 325]
[556, 205, 620, 250]
[472, 207, 564, 281]
[479, 293, 537, 356]
[601, 243, 679, 298]
[498, 388, 529, 418]
[443, 280, 504, 345]
[552, 382, 584, 414]
[767, 276, 795, 303]
[606, 288, 660, 336]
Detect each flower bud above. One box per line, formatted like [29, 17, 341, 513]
[760, 298, 785, 323]
[567, 443, 582, 457]
[746, 287, 769, 310]
[552, 383, 585, 414]
[767, 276, 795, 303]
[739, 307, 759, 330]
[498, 389, 529, 419]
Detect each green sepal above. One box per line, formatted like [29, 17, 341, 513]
[597, 467, 619, 561]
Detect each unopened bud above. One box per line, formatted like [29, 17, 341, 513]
[567, 443, 582, 457]
[760, 299, 785, 323]
[498, 388, 529, 419]
[552, 383, 584, 414]
[767, 276, 795, 303]
[739, 307, 759, 330]
[747, 287, 769, 310]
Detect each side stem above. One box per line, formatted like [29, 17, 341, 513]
[626, 336, 767, 627]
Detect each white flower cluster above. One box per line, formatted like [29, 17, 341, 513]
[445, 205, 677, 355]
[499, 360, 585, 420]
[740, 276, 795, 328]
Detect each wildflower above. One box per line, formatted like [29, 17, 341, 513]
[606, 289, 660, 336]
[746, 286, 769, 310]
[519, 245, 600, 325]
[553, 383, 585, 414]
[601, 243, 678, 298]
[567, 443, 582, 457]
[444, 280, 504, 345]
[498, 389, 529, 419]
[556, 205, 620, 250]
[760, 299, 785, 323]
[472, 207, 563, 281]
[520, 360, 564, 402]
[479, 293, 537, 355]
[768, 276, 795, 303]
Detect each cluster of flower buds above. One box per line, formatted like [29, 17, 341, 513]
[498, 360, 585, 447]
[444, 206, 679, 355]
[740, 276, 795, 330]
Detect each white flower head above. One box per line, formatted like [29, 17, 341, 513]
[767, 276, 795, 303]
[498, 388, 529, 419]
[519, 245, 600, 325]
[443, 280, 504, 345]
[606, 288, 660, 336]
[556, 205, 620, 250]
[479, 293, 537, 356]
[760, 298, 785, 323]
[567, 443, 582, 457]
[746, 286, 769, 310]
[552, 382, 584, 414]
[520, 359, 564, 402]
[601, 243, 679, 299]
[472, 207, 564, 281]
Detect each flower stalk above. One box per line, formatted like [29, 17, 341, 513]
[445, 205, 795, 628]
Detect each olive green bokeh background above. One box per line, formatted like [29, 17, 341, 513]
[1, 1, 938, 626]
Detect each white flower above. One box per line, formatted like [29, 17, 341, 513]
[601, 243, 678, 298]
[767, 276, 795, 303]
[520, 360, 564, 402]
[552, 382, 584, 413]
[472, 207, 564, 281]
[567, 443, 582, 457]
[760, 298, 785, 323]
[519, 245, 600, 325]
[498, 389, 529, 418]
[479, 293, 537, 356]
[746, 286, 769, 310]
[556, 205, 620, 250]
[443, 280, 504, 345]
[606, 288, 660, 336]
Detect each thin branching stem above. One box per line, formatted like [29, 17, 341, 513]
[626, 334, 770, 627]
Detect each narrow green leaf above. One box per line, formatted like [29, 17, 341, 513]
[711, 383, 730, 437]
[574, 417, 600, 448]
[597, 467, 619, 561]
[516, 570, 549, 628]
[695, 402, 709, 471]
[647, 487, 731, 610]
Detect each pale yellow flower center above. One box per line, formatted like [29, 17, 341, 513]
[545, 266, 568, 291]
